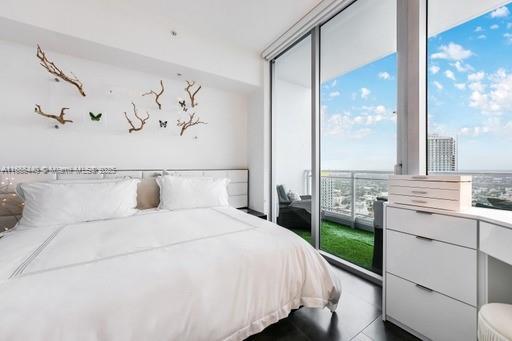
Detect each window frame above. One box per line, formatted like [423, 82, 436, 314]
[269, 0, 428, 282]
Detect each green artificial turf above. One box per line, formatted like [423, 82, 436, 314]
[290, 220, 375, 270]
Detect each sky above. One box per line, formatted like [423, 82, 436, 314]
[321, 2, 512, 171]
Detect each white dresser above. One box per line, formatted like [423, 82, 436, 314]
[384, 205, 478, 340]
[384, 202, 512, 341]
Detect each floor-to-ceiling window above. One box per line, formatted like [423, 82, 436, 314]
[318, 0, 397, 273]
[428, 0, 512, 211]
[272, 35, 313, 242]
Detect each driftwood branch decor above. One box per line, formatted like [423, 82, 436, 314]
[185, 80, 201, 108]
[177, 81, 206, 136]
[177, 112, 207, 136]
[124, 102, 150, 133]
[36, 45, 86, 97]
[34, 104, 73, 124]
[142, 80, 165, 110]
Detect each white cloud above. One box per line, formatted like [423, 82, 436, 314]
[430, 65, 440, 74]
[378, 72, 391, 80]
[469, 68, 512, 114]
[324, 104, 394, 138]
[491, 6, 510, 18]
[360, 87, 371, 99]
[468, 81, 485, 92]
[431, 42, 473, 61]
[374, 105, 386, 115]
[444, 70, 456, 81]
[490, 24, 500, 30]
[460, 126, 491, 137]
[324, 113, 373, 139]
[474, 26, 483, 32]
[468, 72, 485, 82]
[459, 117, 512, 138]
[452, 61, 472, 72]
[477, 34, 487, 40]
[454, 83, 466, 90]
[329, 91, 341, 97]
[504, 32, 512, 43]
[433, 81, 444, 91]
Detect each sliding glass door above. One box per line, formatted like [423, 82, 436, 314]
[318, 0, 397, 273]
[271, 35, 313, 242]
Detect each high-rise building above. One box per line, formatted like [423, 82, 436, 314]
[428, 134, 457, 172]
[320, 175, 335, 210]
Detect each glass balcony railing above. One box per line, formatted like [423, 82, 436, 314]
[305, 170, 512, 223]
[430, 171, 512, 211]
[305, 170, 393, 228]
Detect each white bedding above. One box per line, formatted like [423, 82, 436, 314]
[0, 207, 341, 341]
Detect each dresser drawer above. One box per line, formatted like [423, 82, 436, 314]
[386, 207, 477, 248]
[389, 186, 460, 200]
[389, 178, 463, 191]
[387, 230, 477, 306]
[386, 273, 477, 341]
[480, 222, 512, 266]
[388, 194, 461, 211]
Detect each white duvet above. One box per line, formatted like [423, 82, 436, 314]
[0, 207, 341, 341]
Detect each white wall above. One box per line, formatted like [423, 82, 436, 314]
[247, 62, 272, 214]
[274, 79, 311, 196]
[0, 40, 248, 170]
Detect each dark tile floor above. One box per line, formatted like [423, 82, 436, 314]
[247, 267, 419, 341]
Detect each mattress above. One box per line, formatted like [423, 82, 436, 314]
[0, 207, 341, 341]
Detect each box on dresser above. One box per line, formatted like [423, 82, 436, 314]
[388, 175, 472, 211]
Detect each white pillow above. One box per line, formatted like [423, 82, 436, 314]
[287, 190, 302, 202]
[157, 176, 230, 210]
[18, 179, 140, 227]
[15, 177, 130, 200]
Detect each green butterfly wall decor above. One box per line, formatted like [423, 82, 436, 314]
[89, 112, 102, 121]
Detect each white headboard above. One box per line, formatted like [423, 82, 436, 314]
[0, 169, 248, 231]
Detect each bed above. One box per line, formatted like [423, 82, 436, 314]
[0, 169, 341, 341]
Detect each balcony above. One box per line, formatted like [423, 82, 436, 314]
[299, 170, 392, 273]
[282, 170, 512, 273]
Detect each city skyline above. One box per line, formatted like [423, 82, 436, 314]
[321, 2, 512, 171]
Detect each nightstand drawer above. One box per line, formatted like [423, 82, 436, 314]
[387, 229, 477, 306]
[386, 273, 476, 341]
[386, 207, 477, 248]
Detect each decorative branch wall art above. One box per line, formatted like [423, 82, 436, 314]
[176, 80, 207, 136]
[36, 45, 86, 97]
[185, 80, 201, 108]
[124, 102, 150, 133]
[34, 104, 73, 125]
[142, 80, 165, 110]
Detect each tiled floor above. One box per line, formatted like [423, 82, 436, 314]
[247, 267, 419, 341]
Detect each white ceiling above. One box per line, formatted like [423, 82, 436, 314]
[124, 0, 322, 52]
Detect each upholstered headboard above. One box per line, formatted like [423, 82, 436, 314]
[0, 169, 248, 232]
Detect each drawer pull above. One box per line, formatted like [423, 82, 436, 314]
[415, 284, 434, 293]
[415, 210, 432, 215]
[411, 199, 428, 204]
[416, 235, 433, 242]
[412, 190, 428, 195]
[411, 176, 428, 180]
